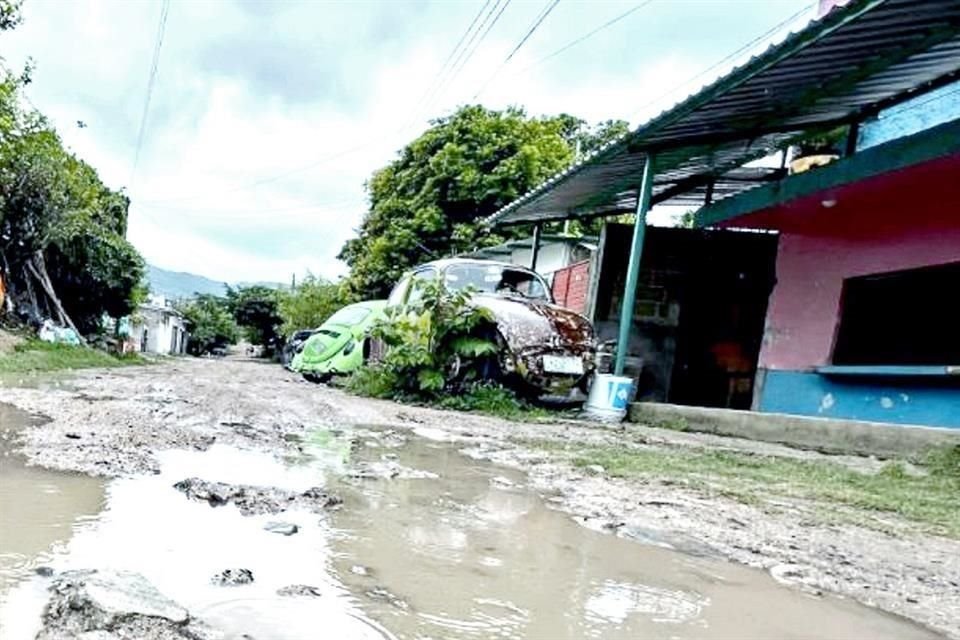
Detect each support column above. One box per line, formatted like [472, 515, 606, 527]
[614, 154, 655, 376]
[530, 223, 543, 272]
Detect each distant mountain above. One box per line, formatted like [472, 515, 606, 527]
[145, 265, 286, 300]
[146, 265, 227, 300]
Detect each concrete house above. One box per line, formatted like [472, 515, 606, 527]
[488, 0, 960, 429]
[132, 296, 188, 355]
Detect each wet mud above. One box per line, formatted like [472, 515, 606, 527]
[1, 359, 958, 638]
[173, 477, 341, 515]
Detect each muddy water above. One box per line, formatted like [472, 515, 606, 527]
[0, 417, 944, 639]
[0, 404, 105, 600]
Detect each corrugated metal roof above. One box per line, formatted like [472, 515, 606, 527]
[489, 0, 960, 226]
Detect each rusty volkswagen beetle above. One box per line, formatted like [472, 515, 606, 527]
[379, 259, 596, 398]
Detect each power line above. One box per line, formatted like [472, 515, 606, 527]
[626, 2, 815, 121]
[425, 0, 511, 113]
[130, 0, 171, 186]
[472, 0, 560, 100]
[521, 0, 654, 74]
[138, 138, 380, 205]
[144, 1, 501, 206]
[403, 0, 493, 127]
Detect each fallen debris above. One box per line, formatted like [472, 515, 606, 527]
[37, 569, 217, 640]
[211, 568, 254, 587]
[276, 584, 323, 597]
[263, 521, 299, 536]
[172, 478, 342, 515]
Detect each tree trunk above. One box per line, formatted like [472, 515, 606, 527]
[27, 252, 86, 345]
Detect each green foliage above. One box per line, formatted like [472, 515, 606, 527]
[178, 295, 239, 355]
[0, 0, 22, 32]
[226, 285, 283, 350]
[0, 72, 144, 333]
[0, 339, 145, 374]
[340, 107, 629, 298]
[926, 444, 960, 480]
[436, 382, 549, 420]
[547, 443, 960, 538]
[344, 365, 401, 400]
[360, 279, 496, 398]
[277, 276, 347, 337]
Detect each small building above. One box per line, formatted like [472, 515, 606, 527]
[132, 295, 188, 355]
[488, 0, 960, 429]
[463, 235, 597, 313]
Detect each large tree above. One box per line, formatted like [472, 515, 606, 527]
[226, 285, 283, 351]
[0, 70, 144, 333]
[339, 106, 628, 299]
[277, 275, 345, 337]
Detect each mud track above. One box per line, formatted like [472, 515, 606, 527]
[4, 358, 959, 638]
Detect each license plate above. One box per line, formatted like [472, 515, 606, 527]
[542, 355, 584, 375]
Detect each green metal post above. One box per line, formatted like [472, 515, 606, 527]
[614, 154, 655, 376]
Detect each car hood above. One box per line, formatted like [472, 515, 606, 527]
[301, 326, 352, 362]
[473, 294, 594, 352]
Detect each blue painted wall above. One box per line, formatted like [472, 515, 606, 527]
[758, 370, 960, 429]
[858, 81, 960, 151]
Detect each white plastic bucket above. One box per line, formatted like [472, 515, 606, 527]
[584, 374, 635, 422]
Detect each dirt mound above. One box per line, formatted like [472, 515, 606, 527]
[0, 329, 24, 354]
[37, 569, 219, 640]
[173, 477, 342, 515]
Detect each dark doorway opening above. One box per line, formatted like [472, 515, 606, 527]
[592, 225, 778, 409]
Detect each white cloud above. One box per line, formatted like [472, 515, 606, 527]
[3, 0, 812, 285]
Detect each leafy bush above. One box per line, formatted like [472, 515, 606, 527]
[277, 276, 346, 338]
[437, 382, 549, 420]
[361, 279, 497, 397]
[177, 295, 239, 355]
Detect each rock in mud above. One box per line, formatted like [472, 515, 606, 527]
[263, 521, 299, 536]
[211, 568, 254, 586]
[276, 584, 322, 597]
[350, 565, 374, 578]
[365, 586, 410, 611]
[37, 569, 217, 640]
[347, 461, 438, 481]
[173, 478, 342, 515]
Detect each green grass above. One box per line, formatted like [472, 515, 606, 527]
[523, 438, 960, 538]
[435, 382, 552, 422]
[0, 340, 146, 374]
[346, 369, 553, 422]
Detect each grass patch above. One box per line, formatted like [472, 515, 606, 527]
[346, 368, 551, 421]
[523, 438, 960, 538]
[0, 340, 146, 374]
[435, 382, 551, 421]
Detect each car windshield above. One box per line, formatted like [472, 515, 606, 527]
[443, 263, 550, 301]
[324, 305, 371, 326]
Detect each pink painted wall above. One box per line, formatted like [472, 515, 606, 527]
[760, 227, 960, 370]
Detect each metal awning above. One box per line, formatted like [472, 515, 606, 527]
[488, 0, 960, 227]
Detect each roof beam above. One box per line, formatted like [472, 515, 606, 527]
[694, 116, 960, 228]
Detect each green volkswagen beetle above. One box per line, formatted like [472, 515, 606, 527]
[292, 300, 386, 382]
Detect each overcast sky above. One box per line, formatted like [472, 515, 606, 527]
[2, 0, 813, 284]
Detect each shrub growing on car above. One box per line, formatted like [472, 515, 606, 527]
[363, 279, 497, 397]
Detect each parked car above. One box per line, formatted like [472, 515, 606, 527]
[280, 329, 318, 369]
[292, 300, 387, 382]
[379, 259, 596, 398]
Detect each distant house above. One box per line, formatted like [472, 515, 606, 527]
[131, 295, 188, 355]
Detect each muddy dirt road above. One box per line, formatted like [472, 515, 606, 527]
[1, 358, 958, 639]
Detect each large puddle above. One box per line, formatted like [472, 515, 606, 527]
[0, 403, 943, 639]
